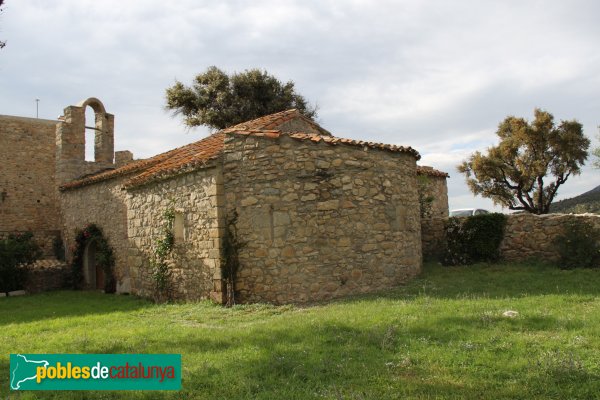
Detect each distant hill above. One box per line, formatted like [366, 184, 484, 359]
[550, 185, 600, 214]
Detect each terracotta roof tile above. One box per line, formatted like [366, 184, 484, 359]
[223, 109, 331, 136]
[229, 130, 420, 160]
[417, 165, 449, 178]
[61, 110, 422, 190]
[124, 133, 225, 188]
[60, 134, 225, 190]
[282, 131, 420, 159]
[59, 157, 163, 190]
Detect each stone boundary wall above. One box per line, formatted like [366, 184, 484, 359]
[500, 213, 600, 263]
[25, 259, 70, 293]
[125, 167, 224, 301]
[223, 133, 422, 304]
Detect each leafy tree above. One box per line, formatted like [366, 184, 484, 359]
[458, 109, 590, 214]
[165, 66, 317, 130]
[0, 232, 41, 292]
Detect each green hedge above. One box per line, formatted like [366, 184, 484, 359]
[443, 213, 507, 266]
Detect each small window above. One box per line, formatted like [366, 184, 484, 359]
[174, 212, 184, 242]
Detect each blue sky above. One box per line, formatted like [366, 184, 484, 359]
[1, 0, 598, 211]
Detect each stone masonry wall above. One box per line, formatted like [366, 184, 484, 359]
[500, 213, 600, 263]
[55, 101, 115, 185]
[60, 176, 130, 292]
[0, 115, 61, 256]
[125, 167, 223, 301]
[421, 218, 446, 261]
[418, 174, 449, 260]
[222, 133, 422, 304]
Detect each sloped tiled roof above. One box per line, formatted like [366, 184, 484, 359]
[121, 130, 419, 188]
[229, 129, 420, 158]
[59, 157, 163, 190]
[417, 165, 449, 178]
[61, 110, 422, 190]
[125, 133, 225, 188]
[60, 133, 225, 190]
[223, 109, 331, 136]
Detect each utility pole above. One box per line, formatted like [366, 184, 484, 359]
[35, 99, 40, 118]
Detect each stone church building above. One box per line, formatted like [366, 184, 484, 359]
[0, 98, 448, 304]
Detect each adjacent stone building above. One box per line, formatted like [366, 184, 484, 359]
[0, 115, 61, 256]
[0, 98, 449, 304]
[417, 166, 450, 260]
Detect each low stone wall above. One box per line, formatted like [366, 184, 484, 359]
[25, 259, 70, 293]
[500, 214, 600, 261]
[424, 213, 600, 264]
[500, 213, 600, 263]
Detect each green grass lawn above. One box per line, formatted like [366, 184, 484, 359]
[2, 262, 600, 399]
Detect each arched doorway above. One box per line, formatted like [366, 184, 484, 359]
[72, 224, 115, 293]
[83, 240, 105, 290]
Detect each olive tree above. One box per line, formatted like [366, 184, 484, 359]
[458, 109, 590, 214]
[165, 66, 317, 130]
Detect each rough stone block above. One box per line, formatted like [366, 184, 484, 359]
[317, 200, 339, 211]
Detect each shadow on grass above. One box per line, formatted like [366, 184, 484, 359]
[3, 262, 599, 327]
[0, 326, 516, 399]
[2, 318, 599, 399]
[165, 320, 600, 399]
[0, 290, 153, 326]
[405, 315, 584, 346]
[2, 262, 600, 399]
[328, 262, 600, 306]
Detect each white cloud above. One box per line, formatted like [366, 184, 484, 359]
[1, 0, 599, 208]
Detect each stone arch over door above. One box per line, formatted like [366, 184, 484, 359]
[83, 239, 105, 290]
[73, 224, 115, 293]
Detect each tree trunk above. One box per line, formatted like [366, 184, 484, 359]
[536, 176, 545, 214]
